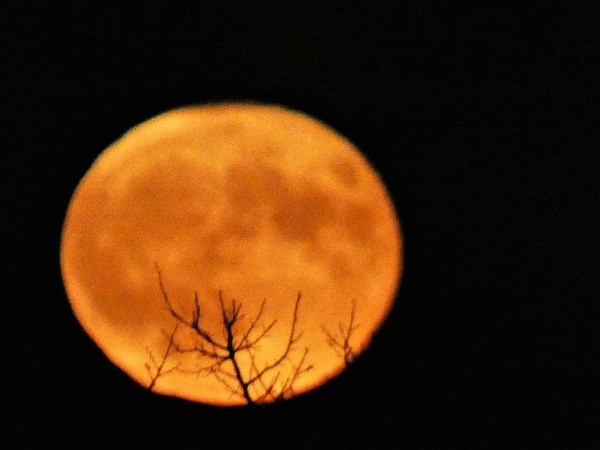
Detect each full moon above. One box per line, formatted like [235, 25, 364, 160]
[60, 103, 402, 406]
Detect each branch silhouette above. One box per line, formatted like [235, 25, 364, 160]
[145, 323, 181, 391]
[321, 298, 359, 366]
[151, 264, 313, 405]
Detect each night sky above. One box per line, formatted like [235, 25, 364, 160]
[3, 2, 600, 447]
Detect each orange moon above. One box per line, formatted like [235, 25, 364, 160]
[60, 103, 402, 406]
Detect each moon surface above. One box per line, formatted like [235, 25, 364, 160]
[60, 103, 402, 406]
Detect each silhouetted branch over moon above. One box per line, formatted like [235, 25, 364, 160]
[153, 265, 312, 405]
[322, 299, 359, 366]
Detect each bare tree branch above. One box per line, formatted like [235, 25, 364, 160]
[322, 298, 359, 366]
[146, 324, 180, 391]
[245, 292, 303, 386]
[236, 299, 273, 349]
[156, 264, 227, 351]
[150, 267, 313, 405]
[275, 347, 313, 401]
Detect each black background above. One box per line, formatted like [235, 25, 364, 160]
[2, 2, 600, 447]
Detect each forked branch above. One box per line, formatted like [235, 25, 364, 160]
[145, 324, 180, 391]
[322, 298, 359, 366]
[151, 266, 313, 405]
